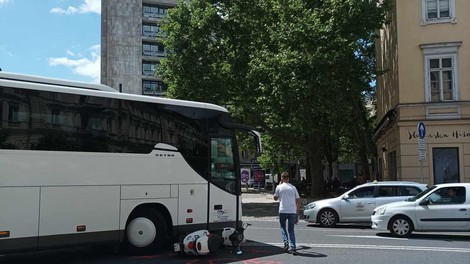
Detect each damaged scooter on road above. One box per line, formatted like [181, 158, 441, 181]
[174, 222, 251, 256]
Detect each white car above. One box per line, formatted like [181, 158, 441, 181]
[372, 183, 470, 237]
[303, 181, 427, 227]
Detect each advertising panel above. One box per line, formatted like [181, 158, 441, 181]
[241, 168, 250, 186]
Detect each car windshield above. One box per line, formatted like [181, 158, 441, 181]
[406, 186, 437, 202]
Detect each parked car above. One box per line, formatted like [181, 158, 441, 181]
[303, 181, 427, 227]
[371, 183, 470, 237]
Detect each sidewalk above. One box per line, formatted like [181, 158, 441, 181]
[240, 191, 314, 221]
[241, 192, 279, 221]
[241, 192, 277, 204]
[241, 190, 316, 205]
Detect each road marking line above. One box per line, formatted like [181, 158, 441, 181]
[327, 235, 407, 240]
[244, 242, 470, 253]
[245, 226, 375, 232]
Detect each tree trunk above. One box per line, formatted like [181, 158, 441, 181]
[306, 134, 324, 198]
[360, 150, 370, 181]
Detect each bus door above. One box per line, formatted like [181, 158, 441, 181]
[207, 137, 239, 230]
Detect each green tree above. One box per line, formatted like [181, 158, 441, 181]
[160, 0, 390, 196]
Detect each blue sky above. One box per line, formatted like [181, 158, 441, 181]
[0, 0, 101, 83]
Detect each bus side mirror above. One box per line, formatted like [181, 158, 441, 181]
[219, 122, 262, 154]
[251, 130, 262, 154]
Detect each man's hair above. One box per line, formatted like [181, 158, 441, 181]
[281, 172, 289, 178]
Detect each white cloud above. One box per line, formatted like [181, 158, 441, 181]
[49, 45, 101, 83]
[0, 0, 10, 6]
[66, 50, 76, 57]
[50, 0, 100, 15]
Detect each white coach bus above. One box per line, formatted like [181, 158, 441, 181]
[0, 72, 261, 253]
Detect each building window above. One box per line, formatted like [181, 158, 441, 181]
[387, 151, 397, 181]
[143, 4, 168, 19]
[143, 80, 167, 96]
[421, 42, 461, 102]
[142, 23, 159, 38]
[377, 157, 383, 181]
[51, 109, 61, 125]
[142, 43, 165, 57]
[428, 56, 454, 102]
[7, 103, 20, 126]
[432, 147, 459, 184]
[421, 0, 456, 25]
[142, 61, 159, 76]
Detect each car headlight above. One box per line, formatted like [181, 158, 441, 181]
[376, 207, 387, 215]
[304, 203, 316, 210]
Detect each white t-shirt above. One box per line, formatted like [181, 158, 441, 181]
[275, 182, 300, 214]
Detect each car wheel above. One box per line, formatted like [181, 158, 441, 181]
[318, 209, 338, 227]
[389, 216, 413, 237]
[125, 209, 167, 253]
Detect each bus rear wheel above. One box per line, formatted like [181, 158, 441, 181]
[125, 209, 167, 253]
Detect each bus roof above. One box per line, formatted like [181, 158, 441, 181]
[0, 71, 118, 92]
[0, 71, 228, 113]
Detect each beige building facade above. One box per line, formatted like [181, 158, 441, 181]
[375, 0, 470, 185]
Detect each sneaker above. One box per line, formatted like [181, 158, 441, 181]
[289, 249, 298, 255]
[283, 243, 289, 252]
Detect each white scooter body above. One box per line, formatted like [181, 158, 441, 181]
[181, 230, 211, 255]
[221, 227, 246, 247]
[174, 223, 250, 256]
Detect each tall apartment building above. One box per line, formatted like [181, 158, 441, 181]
[375, 0, 470, 185]
[101, 0, 177, 96]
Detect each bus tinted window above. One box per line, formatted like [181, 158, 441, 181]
[0, 87, 210, 177]
[0, 88, 121, 152]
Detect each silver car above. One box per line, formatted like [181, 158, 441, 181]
[303, 181, 427, 227]
[372, 183, 470, 237]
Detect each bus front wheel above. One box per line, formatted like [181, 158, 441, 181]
[125, 209, 167, 253]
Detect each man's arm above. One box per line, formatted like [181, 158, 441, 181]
[295, 187, 301, 213]
[295, 198, 301, 224]
[296, 198, 301, 214]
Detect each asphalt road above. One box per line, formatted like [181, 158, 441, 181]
[2, 220, 470, 264]
[3, 220, 470, 264]
[2, 195, 470, 264]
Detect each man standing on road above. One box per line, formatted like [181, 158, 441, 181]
[273, 172, 301, 255]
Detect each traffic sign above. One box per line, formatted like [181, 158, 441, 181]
[417, 122, 426, 139]
[417, 122, 426, 162]
[418, 138, 426, 150]
[419, 149, 426, 162]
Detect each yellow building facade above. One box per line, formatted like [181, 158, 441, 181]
[375, 0, 470, 185]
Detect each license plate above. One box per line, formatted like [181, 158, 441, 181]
[173, 243, 181, 252]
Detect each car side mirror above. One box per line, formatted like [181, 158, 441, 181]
[419, 198, 430, 206]
[342, 194, 350, 200]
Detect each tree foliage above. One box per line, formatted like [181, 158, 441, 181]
[160, 0, 391, 196]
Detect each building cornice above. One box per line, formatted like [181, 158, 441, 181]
[419, 41, 462, 50]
